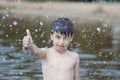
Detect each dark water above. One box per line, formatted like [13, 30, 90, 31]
[0, 12, 120, 80]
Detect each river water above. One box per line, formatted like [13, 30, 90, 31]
[0, 10, 120, 80]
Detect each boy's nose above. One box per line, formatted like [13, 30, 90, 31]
[60, 39, 64, 44]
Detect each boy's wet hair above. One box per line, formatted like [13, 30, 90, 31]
[51, 18, 74, 36]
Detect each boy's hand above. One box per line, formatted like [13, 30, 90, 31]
[22, 29, 33, 48]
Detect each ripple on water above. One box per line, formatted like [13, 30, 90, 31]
[0, 45, 16, 54]
[79, 53, 97, 59]
[0, 76, 31, 80]
[95, 69, 120, 77]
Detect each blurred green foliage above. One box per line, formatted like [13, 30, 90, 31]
[0, 13, 112, 54]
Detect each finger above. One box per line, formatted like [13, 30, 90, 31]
[26, 29, 31, 36]
[23, 44, 29, 48]
[23, 42, 29, 46]
[25, 29, 33, 44]
[23, 36, 30, 41]
[22, 41, 29, 46]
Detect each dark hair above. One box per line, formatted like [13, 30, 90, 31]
[51, 18, 74, 36]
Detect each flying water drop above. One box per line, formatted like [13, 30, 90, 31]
[42, 40, 46, 43]
[2, 16, 6, 19]
[45, 14, 49, 18]
[97, 27, 101, 32]
[9, 24, 12, 27]
[6, 34, 8, 37]
[40, 21, 43, 26]
[13, 21, 18, 26]
[35, 29, 38, 32]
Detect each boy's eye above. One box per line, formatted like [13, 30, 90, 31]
[56, 35, 61, 38]
[64, 37, 69, 40]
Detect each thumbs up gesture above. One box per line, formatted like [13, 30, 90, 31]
[22, 29, 33, 48]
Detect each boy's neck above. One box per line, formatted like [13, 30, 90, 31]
[52, 47, 67, 54]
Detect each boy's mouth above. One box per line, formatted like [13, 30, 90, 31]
[57, 45, 65, 48]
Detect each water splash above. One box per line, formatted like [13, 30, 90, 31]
[45, 14, 49, 18]
[2, 16, 6, 20]
[97, 27, 101, 32]
[9, 24, 12, 27]
[40, 21, 43, 26]
[6, 34, 9, 37]
[35, 29, 38, 32]
[42, 40, 46, 43]
[13, 21, 18, 26]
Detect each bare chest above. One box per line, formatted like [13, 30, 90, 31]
[45, 52, 75, 71]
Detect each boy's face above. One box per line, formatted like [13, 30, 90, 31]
[50, 32, 73, 53]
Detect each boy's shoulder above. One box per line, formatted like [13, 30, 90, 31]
[68, 50, 79, 59]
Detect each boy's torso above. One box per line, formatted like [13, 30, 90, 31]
[41, 48, 77, 80]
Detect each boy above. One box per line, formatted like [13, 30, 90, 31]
[22, 18, 80, 80]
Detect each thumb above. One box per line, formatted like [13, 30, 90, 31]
[26, 29, 33, 43]
[26, 29, 31, 36]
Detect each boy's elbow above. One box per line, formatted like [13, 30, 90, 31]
[37, 48, 47, 59]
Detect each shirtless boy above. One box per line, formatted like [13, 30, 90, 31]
[22, 18, 80, 80]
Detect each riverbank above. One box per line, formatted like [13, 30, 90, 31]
[0, 1, 120, 25]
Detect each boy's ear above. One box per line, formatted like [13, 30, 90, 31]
[50, 33, 53, 40]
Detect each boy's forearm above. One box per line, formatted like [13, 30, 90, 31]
[28, 43, 39, 55]
[28, 43, 46, 58]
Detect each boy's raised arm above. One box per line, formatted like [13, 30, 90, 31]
[22, 29, 47, 59]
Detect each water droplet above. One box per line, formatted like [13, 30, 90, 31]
[98, 52, 102, 56]
[102, 29, 106, 32]
[35, 29, 38, 32]
[21, 57, 24, 60]
[45, 38, 50, 43]
[0, 31, 4, 35]
[2, 57, 6, 61]
[109, 52, 113, 55]
[6, 34, 8, 37]
[97, 27, 101, 32]
[10, 28, 13, 31]
[10, 46, 14, 49]
[2, 16, 6, 19]
[40, 21, 43, 26]
[16, 31, 18, 34]
[42, 40, 46, 43]
[9, 24, 12, 27]
[36, 20, 38, 22]
[19, 72, 23, 75]
[5, 14, 9, 17]
[103, 61, 106, 64]
[11, 64, 14, 67]
[45, 14, 49, 18]
[35, 35, 38, 38]
[104, 23, 108, 27]
[13, 21, 18, 25]
[82, 34, 87, 38]
[40, 33, 44, 37]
